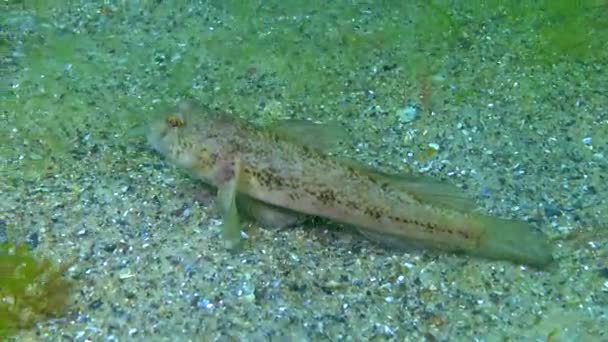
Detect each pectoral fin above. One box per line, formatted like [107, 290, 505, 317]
[216, 159, 243, 250]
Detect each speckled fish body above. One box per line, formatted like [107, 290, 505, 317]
[148, 101, 553, 268]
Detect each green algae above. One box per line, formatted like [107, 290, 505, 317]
[195, 0, 608, 115]
[0, 243, 74, 339]
[418, 0, 608, 64]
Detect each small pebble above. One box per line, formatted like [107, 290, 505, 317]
[88, 299, 103, 310]
[119, 272, 135, 280]
[544, 204, 562, 218]
[428, 142, 440, 150]
[0, 220, 7, 244]
[396, 105, 417, 123]
[26, 232, 39, 249]
[479, 186, 492, 198]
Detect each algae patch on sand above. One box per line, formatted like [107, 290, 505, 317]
[0, 243, 74, 338]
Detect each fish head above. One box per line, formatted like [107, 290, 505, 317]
[147, 101, 219, 173]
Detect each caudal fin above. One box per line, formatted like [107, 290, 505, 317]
[474, 215, 553, 268]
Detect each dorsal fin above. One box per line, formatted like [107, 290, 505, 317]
[386, 173, 476, 213]
[342, 159, 476, 213]
[267, 119, 350, 152]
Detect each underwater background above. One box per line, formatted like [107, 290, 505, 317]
[1, 0, 607, 340]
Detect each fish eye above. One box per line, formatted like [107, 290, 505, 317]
[166, 114, 185, 128]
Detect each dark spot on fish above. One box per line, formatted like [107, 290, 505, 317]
[342, 200, 359, 210]
[317, 189, 336, 204]
[346, 166, 357, 177]
[364, 207, 383, 219]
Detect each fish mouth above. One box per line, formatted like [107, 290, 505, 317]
[147, 121, 170, 154]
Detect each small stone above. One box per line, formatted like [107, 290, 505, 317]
[544, 204, 562, 218]
[479, 187, 492, 198]
[428, 142, 440, 151]
[196, 298, 215, 310]
[26, 232, 39, 249]
[0, 220, 6, 244]
[103, 243, 117, 253]
[396, 105, 417, 123]
[88, 299, 103, 310]
[119, 271, 134, 279]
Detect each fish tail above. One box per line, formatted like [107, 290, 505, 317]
[472, 215, 553, 268]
